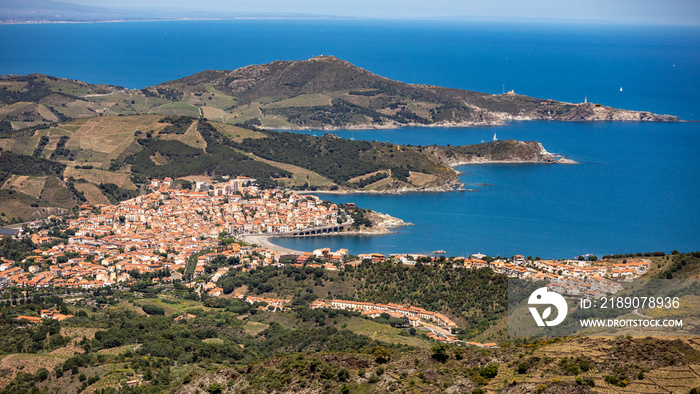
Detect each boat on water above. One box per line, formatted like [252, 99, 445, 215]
[432, 249, 446, 254]
[492, 132, 498, 141]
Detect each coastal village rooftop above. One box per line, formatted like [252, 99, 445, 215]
[2, 177, 648, 335]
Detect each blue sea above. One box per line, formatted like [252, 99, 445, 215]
[1, 19, 699, 258]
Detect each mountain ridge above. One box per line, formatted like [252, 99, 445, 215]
[0, 55, 680, 133]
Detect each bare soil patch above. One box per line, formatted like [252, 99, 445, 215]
[407, 171, 437, 187]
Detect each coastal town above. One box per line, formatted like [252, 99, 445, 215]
[0, 11, 697, 394]
[1, 178, 650, 342]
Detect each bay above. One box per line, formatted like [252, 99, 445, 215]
[1, 19, 698, 257]
[272, 121, 700, 258]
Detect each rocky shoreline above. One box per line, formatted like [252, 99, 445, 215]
[297, 180, 463, 195]
[294, 141, 578, 195]
[268, 119, 504, 131]
[443, 157, 579, 166]
[264, 103, 679, 132]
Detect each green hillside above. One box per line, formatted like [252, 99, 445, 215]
[0, 247, 699, 393]
[1, 56, 679, 133]
[0, 112, 560, 221]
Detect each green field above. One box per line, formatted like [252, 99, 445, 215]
[200, 106, 228, 121]
[63, 168, 134, 189]
[264, 93, 332, 109]
[74, 182, 111, 205]
[0, 175, 47, 199]
[132, 297, 215, 316]
[342, 317, 432, 349]
[244, 152, 336, 188]
[210, 122, 266, 142]
[150, 102, 200, 117]
[201, 85, 238, 108]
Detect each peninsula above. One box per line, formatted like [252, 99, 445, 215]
[0, 55, 679, 133]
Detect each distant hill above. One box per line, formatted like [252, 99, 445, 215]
[0, 0, 340, 23]
[152, 56, 679, 129]
[0, 56, 679, 133]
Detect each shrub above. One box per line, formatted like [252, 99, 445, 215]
[480, 363, 498, 379]
[369, 345, 391, 364]
[141, 304, 165, 315]
[517, 362, 529, 374]
[208, 383, 223, 394]
[34, 368, 48, 381]
[336, 367, 349, 382]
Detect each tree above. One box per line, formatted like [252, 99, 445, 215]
[431, 343, 449, 363]
[369, 345, 391, 364]
[336, 367, 349, 382]
[480, 363, 498, 379]
[34, 368, 48, 381]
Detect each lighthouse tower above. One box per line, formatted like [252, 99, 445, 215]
[584, 95, 588, 104]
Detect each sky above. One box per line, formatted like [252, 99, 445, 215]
[67, 0, 700, 25]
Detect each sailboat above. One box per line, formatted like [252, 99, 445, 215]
[350, 133, 355, 141]
[620, 87, 623, 92]
[492, 132, 498, 142]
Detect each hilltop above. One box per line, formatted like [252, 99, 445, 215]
[0, 56, 679, 132]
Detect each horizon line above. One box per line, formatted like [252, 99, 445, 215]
[2, 15, 699, 27]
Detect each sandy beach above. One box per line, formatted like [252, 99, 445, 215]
[237, 234, 307, 254]
[238, 225, 402, 255]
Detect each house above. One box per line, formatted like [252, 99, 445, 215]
[16, 316, 42, 324]
[174, 311, 196, 322]
[207, 287, 223, 297]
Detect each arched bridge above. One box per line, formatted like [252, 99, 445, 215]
[285, 220, 354, 237]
